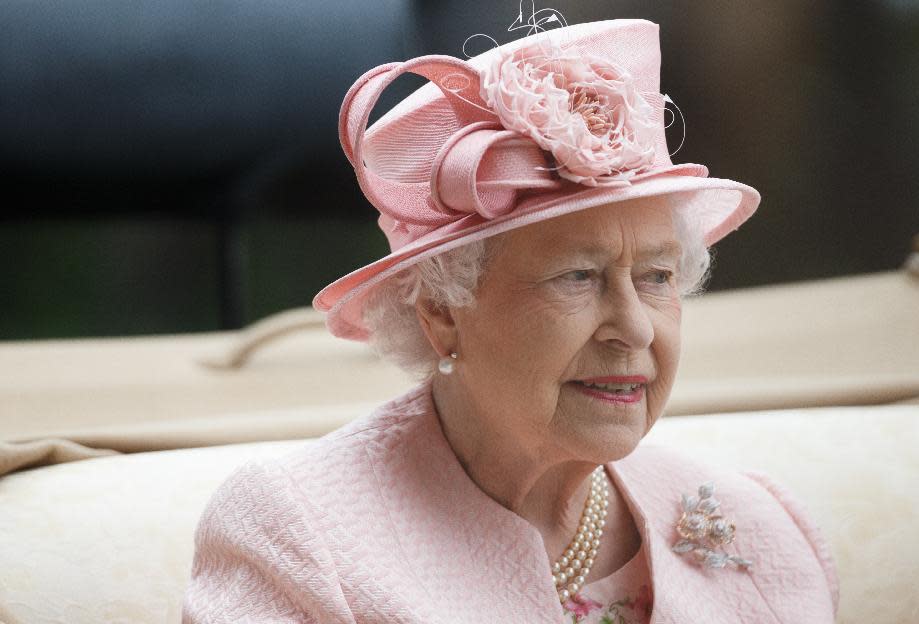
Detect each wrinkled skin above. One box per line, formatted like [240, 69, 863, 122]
[416, 195, 683, 579]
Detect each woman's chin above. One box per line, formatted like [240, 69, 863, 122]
[560, 382, 653, 454]
[563, 380, 652, 421]
[574, 428, 645, 463]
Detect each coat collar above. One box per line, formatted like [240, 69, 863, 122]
[363, 382, 778, 623]
[609, 447, 780, 624]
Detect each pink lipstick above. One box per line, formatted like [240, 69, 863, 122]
[571, 375, 647, 404]
[580, 375, 647, 384]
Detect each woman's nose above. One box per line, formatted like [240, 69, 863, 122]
[592, 281, 655, 351]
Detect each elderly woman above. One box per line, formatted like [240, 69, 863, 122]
[183, 19, 838, 623]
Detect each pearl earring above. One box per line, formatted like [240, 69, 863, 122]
[438, 352, 458, 375]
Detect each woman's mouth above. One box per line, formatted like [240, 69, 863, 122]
[571, 379, 646, 403]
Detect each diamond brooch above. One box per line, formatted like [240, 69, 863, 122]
[672, 481, 753, 570]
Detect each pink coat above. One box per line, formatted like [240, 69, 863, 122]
[183, 382, 839, 623]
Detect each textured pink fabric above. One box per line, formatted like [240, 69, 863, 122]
[182, 382, 839, 623]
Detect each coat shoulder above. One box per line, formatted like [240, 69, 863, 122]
[741, 468, 840, 618]
[616, 442, 839, 621]
[183, 455, 353, 622]
[184, 384, 435, 623]
[269, 381, 432, 484]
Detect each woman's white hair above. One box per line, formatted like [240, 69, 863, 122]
[363, 193, 713, 379]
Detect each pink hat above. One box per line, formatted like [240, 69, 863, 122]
[313, 18, 760, 341]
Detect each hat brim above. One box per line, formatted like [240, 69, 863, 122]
[313, 169, 760, 341]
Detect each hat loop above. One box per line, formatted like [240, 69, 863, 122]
[429, 120, 566, 219]
[338, 55, 498, 227]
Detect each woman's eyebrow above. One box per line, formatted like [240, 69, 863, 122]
[549, 245, 608, 265]
[638, 239, 683, 260]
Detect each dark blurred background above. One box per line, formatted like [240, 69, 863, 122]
[1, 0, 917, 340]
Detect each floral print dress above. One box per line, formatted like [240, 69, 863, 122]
[561, 538, 653, 624]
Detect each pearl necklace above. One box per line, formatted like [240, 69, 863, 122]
[552, 465, 609, 603]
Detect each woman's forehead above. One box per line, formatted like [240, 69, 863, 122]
[495, 201, 679, 259]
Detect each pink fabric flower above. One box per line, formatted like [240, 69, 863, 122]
[479, 40, 657, 186]
[563, 592, 604, 618]
[632, 584, 653, 617]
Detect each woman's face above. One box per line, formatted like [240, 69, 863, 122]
[449, 196, 683, 462]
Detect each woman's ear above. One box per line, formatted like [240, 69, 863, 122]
[414, 295, 458, 357]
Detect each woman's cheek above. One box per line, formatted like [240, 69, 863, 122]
[667, 292, 683, 319]
[644, 378, 672, 429]
[643, 290, 681, 325]
[538, 280, 601, 315]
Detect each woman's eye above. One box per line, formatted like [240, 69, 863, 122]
[648, 270, 674, 285]
[565, 269, 593, 281]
